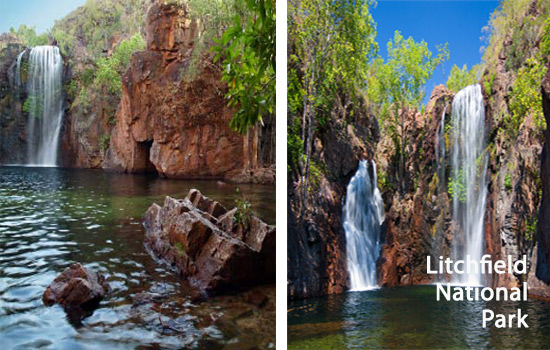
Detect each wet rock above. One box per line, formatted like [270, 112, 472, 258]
[43, 263, 109, 323]
[530, 66, 550, 296]
[144, 189, 275, 294]
[287, 102, 379, 300]
[0, 35, 27, 165]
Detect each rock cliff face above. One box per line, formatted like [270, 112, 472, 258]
[529, 67, 550, 297]
[287, 104, 379, 299]
[0, 35, 27, 164]
[376, 86, 454, 287]
[0, 0, 274, 183]
[104, 1, 246, 179]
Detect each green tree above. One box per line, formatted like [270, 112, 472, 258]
[509, 57, 547, 135]
[11, 25, 49, 46]
[373, 31, 448, 194]
[94, 33, 145, 95]
[288, 0, 377, 215]
[214, 0, 275, 134]
[446, 63, 482, 93]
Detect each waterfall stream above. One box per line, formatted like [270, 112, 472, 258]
[449, 84, 488, 285]
[20, 46, 64, 166]
[344, 160, 385, 290]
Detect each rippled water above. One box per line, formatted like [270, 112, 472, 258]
[0, 166, 275, 349]
[288, 285, 550, 349]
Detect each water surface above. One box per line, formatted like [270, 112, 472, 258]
[288, 285, 550, 349]
[0, 166, 275, 349]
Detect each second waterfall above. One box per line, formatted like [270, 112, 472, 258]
[344, 160, 385, 290]
[449, 84, 488, 286]
[24, 46, 64, 166]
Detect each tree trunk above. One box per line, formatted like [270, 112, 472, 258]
[243, 129, 250, 170]
[252, 123, 259, 169]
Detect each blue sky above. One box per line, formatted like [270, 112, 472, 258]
[0, 0, 86, 34]
[372, 0, 500, 104]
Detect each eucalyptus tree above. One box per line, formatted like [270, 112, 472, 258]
[288, 0, 378, 216]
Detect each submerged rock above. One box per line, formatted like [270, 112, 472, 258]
[43, 263, 109, 323]
[144, 189, 275, 294]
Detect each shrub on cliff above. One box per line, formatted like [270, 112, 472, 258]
[9, 25, 48, 47]
[94, 34, 145, 94]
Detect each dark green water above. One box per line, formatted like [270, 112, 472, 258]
[288, 285, 550, 349]
[0, 166, 275, 349]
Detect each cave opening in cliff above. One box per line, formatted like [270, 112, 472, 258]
[137, 140, 156, 173]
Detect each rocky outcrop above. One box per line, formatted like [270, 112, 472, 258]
[529, 66, 550, 297]
[104, 1, 247, 179]
[144, 189, 275, 294]
[287, 103, 379, 300]
[0, 35, 26, 164]
[43, 263, 109, 323]
[376, 85, 454, 286]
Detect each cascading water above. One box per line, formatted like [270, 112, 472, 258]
[23, 46, 64, 166]
[14, 51, 25, 98]
[449, 84, 488, 286]
[344, 160, 385, 291]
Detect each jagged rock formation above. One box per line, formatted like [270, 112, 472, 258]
[144, 189, 275, 294]
[287, 104, 379, 299]
[43, 263, 109, 323]
[104, 1, 273, 181]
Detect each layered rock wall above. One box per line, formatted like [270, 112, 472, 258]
[104, 1, 246, 179]
[0, 35, 27, 164]
[287, 104, 379, 299]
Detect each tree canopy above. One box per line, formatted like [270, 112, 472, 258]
[214, 0, 276, 134]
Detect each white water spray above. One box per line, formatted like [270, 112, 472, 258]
[449, 84, 488, 286]
[344, 160, 385, 290]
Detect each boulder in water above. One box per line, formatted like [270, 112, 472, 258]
[43, 263, 109, 323]
[144, 189, 275, 294]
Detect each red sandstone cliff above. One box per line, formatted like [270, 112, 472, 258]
[104, 2, 247, 179]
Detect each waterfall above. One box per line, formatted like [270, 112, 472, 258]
[344, 160, 385, 291]
[24, 46, 64, 166]
[449, 84, 488, 286]
[14, 51, 25, 98]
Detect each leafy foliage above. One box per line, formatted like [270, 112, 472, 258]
[368, 30, 448, 192]
[214, 0, 276, 133]
[99, 134, 111, 152]
[288, 0, 377, 211]
[9, 25, 49, 46]
[504, 172, 513, 191]
[233, 188, 253, 228]
[184, 0, 241, 80]
[448, 169, 467, 204]
[508, 57, 546, 135]
[94, 34, 145, 94]
[446, 64, 482, 93]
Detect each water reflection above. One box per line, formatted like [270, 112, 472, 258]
[0, 166, 275, 349]
[288, 285, 550, 349]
